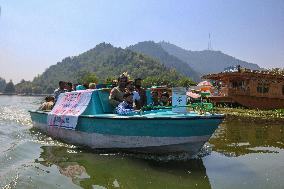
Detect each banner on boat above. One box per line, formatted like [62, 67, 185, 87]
[172, 87, 187, 113]
[47, 90, 92, 130]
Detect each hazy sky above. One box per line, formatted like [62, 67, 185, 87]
[0, 0, 283, 83]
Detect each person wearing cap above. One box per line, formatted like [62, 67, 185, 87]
[109, 74, 128, 108]
[115, 92, 135, 115]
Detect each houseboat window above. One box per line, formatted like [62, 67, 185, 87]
[257, 85, 269, 94]
[232, 81, 244, 88]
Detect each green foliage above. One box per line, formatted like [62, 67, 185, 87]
[0, 77, 6, 92]
[4, 80, 15, 93]
[15, 80, 43, 94]
[28, 42, 191, 93]
[79, 72, 98, 84]
[177, 77, 196, 87]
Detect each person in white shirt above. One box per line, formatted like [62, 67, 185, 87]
[125, 80, 141, 109]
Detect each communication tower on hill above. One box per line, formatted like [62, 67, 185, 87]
[208, 33, 213, 50]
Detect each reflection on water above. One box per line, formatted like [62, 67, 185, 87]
[37, 145, 211, 189]
[210, 117, 284, 156]
[0, 96, 284, 189]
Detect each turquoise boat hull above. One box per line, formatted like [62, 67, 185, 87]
[29, 110, 223, 155]
[29, 89, 224, 155]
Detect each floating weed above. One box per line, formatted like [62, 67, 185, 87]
[216, 107, 284, 122]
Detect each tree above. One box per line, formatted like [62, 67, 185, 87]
[177, 77, 196, 88]
[0, 77, 6, 92]
[79, 72, 98, 84]
[4, 80, 15, 93]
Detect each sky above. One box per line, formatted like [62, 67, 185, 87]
[0, 0, 283, 83]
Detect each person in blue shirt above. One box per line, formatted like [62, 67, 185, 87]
[116, 92, 135, 115]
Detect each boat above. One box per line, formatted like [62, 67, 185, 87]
[29, 89, 224, 156]
[203, 66, 284, 109]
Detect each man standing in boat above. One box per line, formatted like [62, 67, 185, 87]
[109, 73, 128, 108]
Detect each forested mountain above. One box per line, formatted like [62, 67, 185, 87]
[128, 41, 201, 81]
[30, 43, 193, 93]
[159, 41, 261, 74]
[13, 41, 263, 94]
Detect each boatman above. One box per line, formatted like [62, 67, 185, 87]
[116, 92, 135, 115]
[109, 73, 128, 108]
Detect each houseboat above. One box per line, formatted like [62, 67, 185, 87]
[203, 67, 284, 109]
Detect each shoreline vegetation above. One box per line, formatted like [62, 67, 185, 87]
[0, 92, 49, 97]
[216, 107, 284, 123]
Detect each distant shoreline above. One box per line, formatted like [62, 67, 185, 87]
[0, 93, 50, 97]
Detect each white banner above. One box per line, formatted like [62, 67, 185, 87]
[47, 90, 92, 130]
[172, 87, 187, 113]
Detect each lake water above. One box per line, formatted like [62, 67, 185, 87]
[0, 95, 283, 189]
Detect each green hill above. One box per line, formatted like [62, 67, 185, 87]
[128, 41, 201, 81]
[159, 41, 261, 74]
[30, 43, 192, 93]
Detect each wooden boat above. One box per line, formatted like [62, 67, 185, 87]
[203, 68, 284, 109]
[29, 89, 224, 156]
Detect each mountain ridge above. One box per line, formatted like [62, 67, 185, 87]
[127, 41, 201, 81]
[29, 42, 190, 93]
[159, 41, 260, 74]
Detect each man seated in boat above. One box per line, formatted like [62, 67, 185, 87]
[125, 80, 141, 109]
[160, 92, 171, 106]
[116, 92, 135, 115]
[150, 91, 161, 106]
[109, 73, 128, 108]
[134, 78, 147, 108]
[38, 96, 55, 111]
[76, 82, 89, 90]
[53, 81, 66, 101]
[89, 82, 96, 89]
[66, 82, 74, 92]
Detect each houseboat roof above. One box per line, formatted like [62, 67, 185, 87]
[203, 70, 284, 81]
